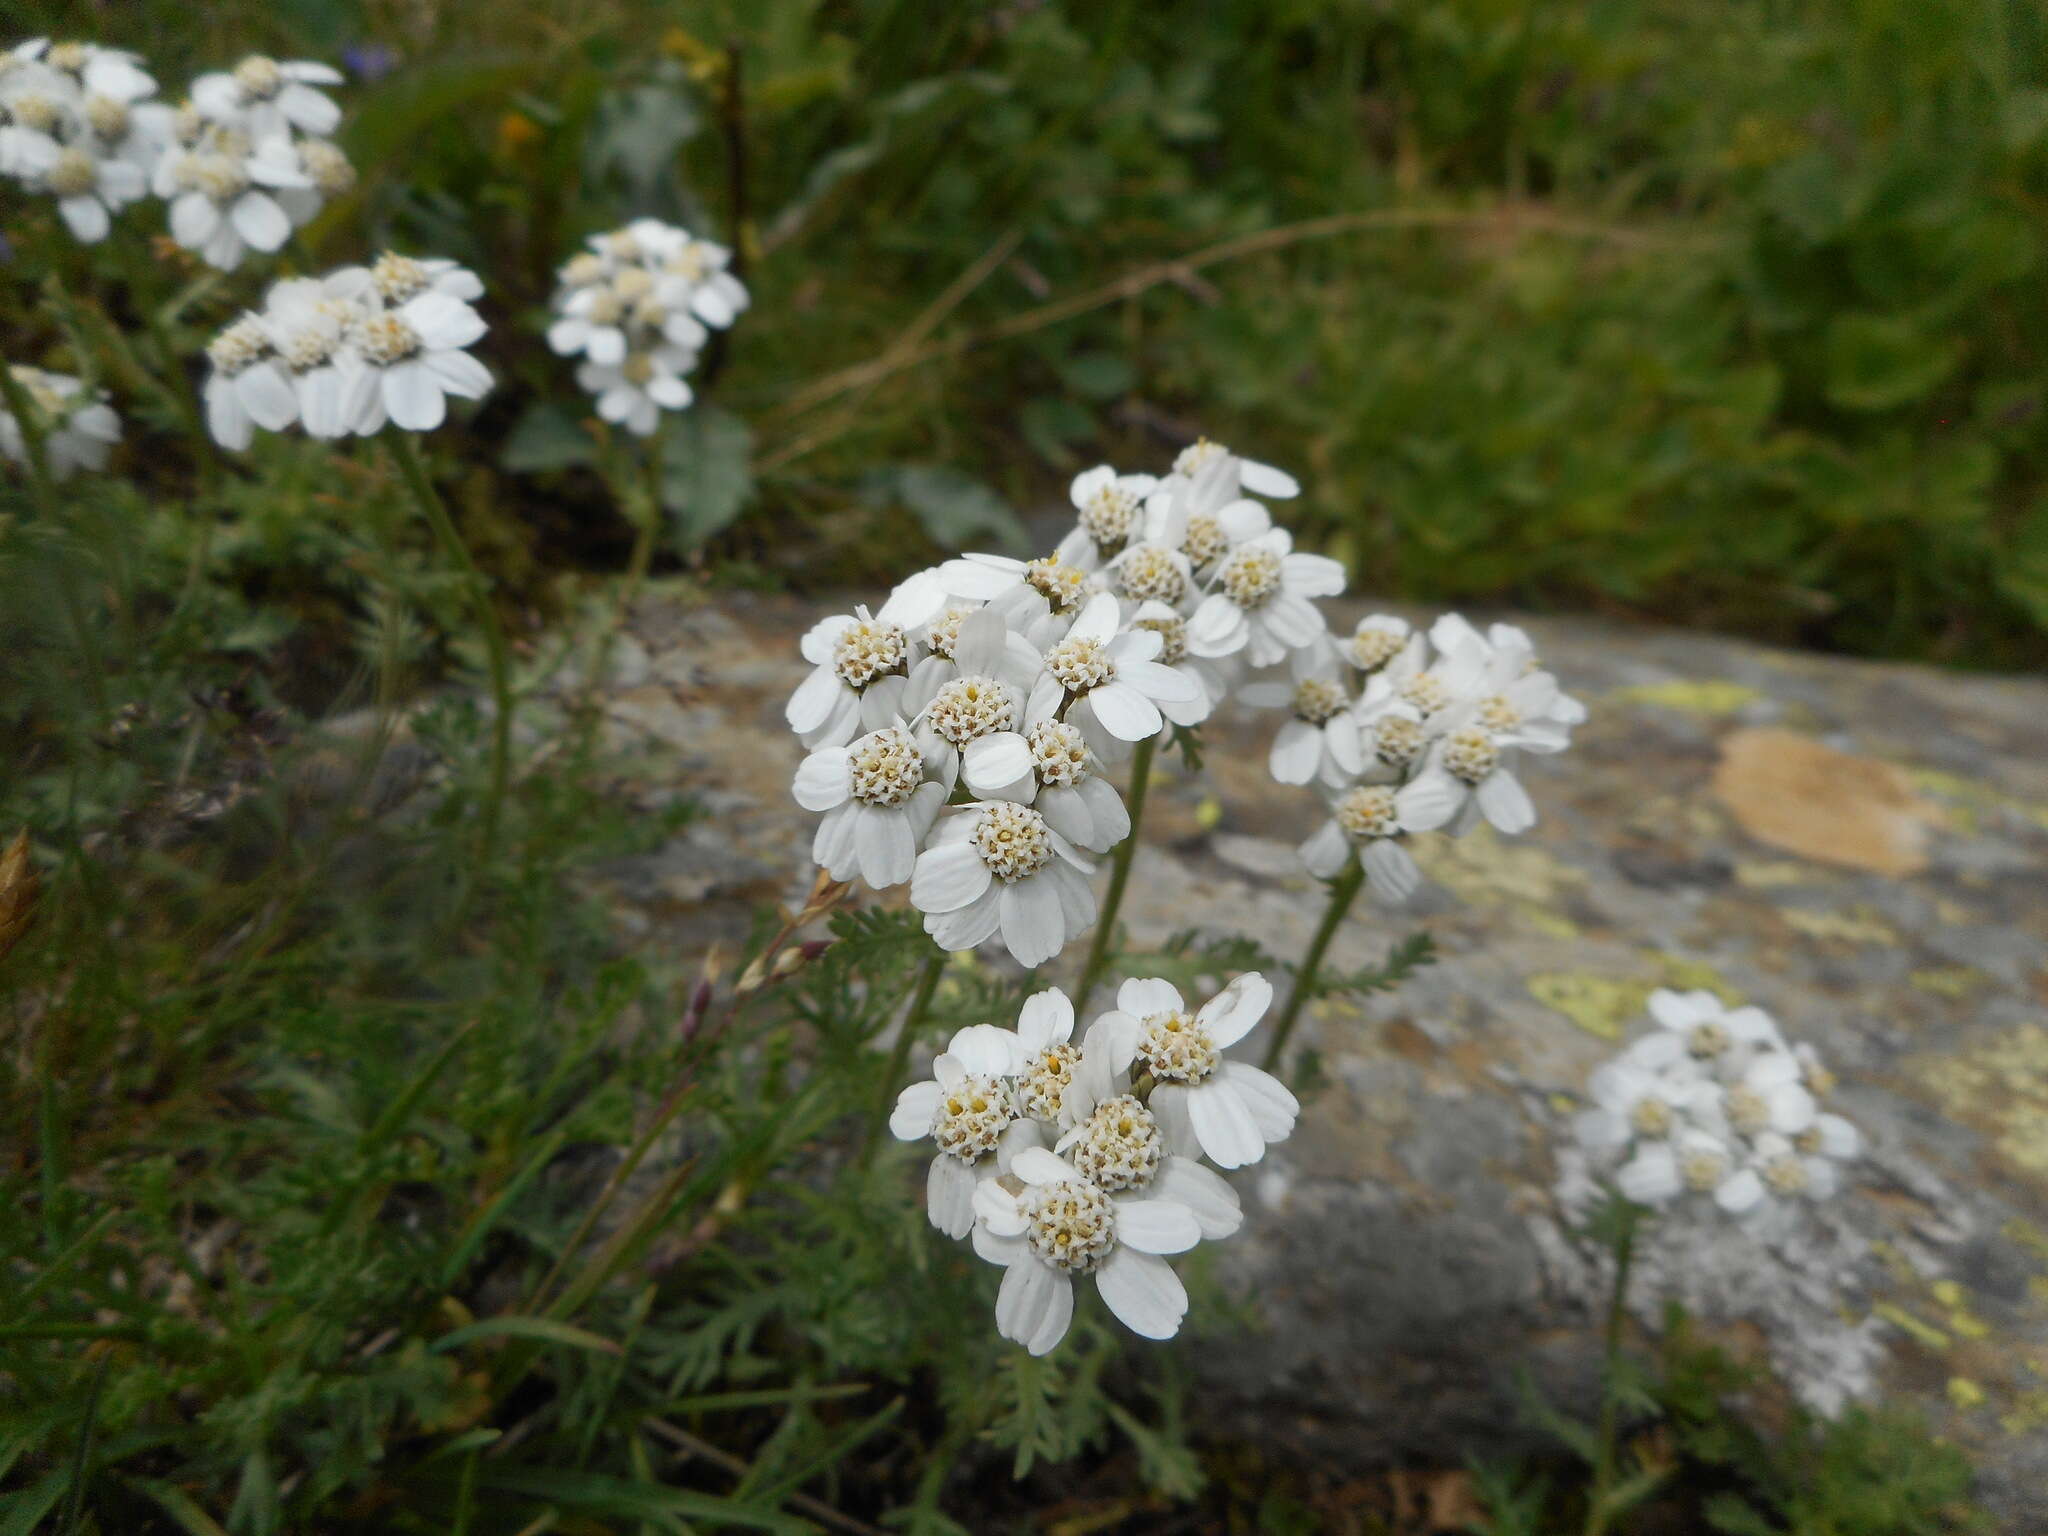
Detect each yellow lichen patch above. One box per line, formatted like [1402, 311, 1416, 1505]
[1780, 906, 1899, 946]
[1873, 1302, 1950, 1350]
[1905, 767, 2048, 838]
[1910, 967, 1986, 999]
[2007, 1219, 2048, 1263]
[1917, 1028, 2048, 1179]
[1527, 973, 1650, 1039]
[1998, 1389, 2048, 1437]
[1410, 824, 1585, 934]
[1194, 794, 1223, 831]
[1529, 958, 1741, 1039]
[1931, 1280, 1992, 1340]
[1610, 679, 1762, 716]
[1948, 1376, 1988, 1411]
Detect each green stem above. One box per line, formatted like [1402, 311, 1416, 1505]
[1585, 1200, 1643, 1536]
[1074, 732, 1155, 1007]
[114, 235, 218, 487]
[1261, 857, 1366, 1072]
[582, 434, 661, 694]
[389, 433, 514, 862]
[862, 948, 946, 1167]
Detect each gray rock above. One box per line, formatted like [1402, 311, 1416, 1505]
[574, 587, 2048, 1522]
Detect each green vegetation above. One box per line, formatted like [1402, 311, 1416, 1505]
[13, 0, 2048, 665]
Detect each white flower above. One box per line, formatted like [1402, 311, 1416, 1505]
[366, 250, 483, 307]
[1348, 614, 1412, 674]
[1129, 601, 1227, 730]
[259, 273, 369, 439]
[159, 131, 310, 269]
[786, 574, 949, 749]
[909, 800, 1097, 967]
[905, 606, 1046, 788]
[1, 365, 119, 478]
[1719, 1050, 1817, 1141]
[937, 552, 1095, 645]
[1243, 637, 1365, 787]
[1714, 1123, 1857, 1218]
[547, 220, 743, 432]
[575, 347, 697, 437]
[1296, 774, 1453, 901]
[203, 312, 295, 447]
[1571, 1032, 1717, 1158]
[1030, 591, 1199, 754]
[1084, 975, 1299, 1169]
[954, 706, 1131, 854]
[191, 55, 343, 139]
[792, 722, 946, 889]
[889, 1023, 1043, 1239]
[1055, 464, 1157, 567]
[343, 288, 493, 434]
[1643, 989, 1782, 1069]
[1162, 437, 1300, 503]
[1184, 527, 1345, 669]
[971, 1146, 1200, 1354]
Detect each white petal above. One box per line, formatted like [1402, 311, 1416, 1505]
[1395, 770, 1460, 832]
[1299, 819, 1351, 880]
[1151, 1157, 1242, 1239]
[278, 81, 340, 135]
[236, 363, 299, 431]
[170, 191, 220, 248]
[912, 840, 992, 914]
[792, 747, 851, 812]
[972, 1177, 1028, 1238]
[403, 293, 488, 351]
[1217, 1061, 1297, 1140]
[1715, 1168, 1765, 1215]
[891, 1080, 941, 1141]
[230, 191, 290, 251]
[1617, 1145, 1682, 1205]
[1199, 973, 1272, 1049]
[1269, 720, 1322, 785]
[383, 361, 445, 432]
[1011, 1147, 1080, 1187]
[1475, 770, 1537, 834]
[1016, 989, 1074, 1052]
[1361, 839, 1421, 903]
[1115, 1198, 1201, 1255]
[1094, 1248, 1187, 1341]
[59, 195, 109, 243]
[785, 665, 844, 733]
[1187, 1080, 1266, 1169]
[927, 1154, 978, 1239]
[423, 348, 492, 400]
[963, 732, 1033, 797]
[1085, 682, 1161, 742]
[999, 875, 1066, 968]
[947, 1022, 1020, 1079]
[856, 804, 917, 888]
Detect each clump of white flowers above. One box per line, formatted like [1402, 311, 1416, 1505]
[547, 219, 749, 435]
[0, 39, 158, 241]
[202, 255, 490, 447]
[155, 53, 353, 269]
[892, 978, 1291, 1353]
[1573, 989, 1862, 1224]
[0, 364, 120, 477]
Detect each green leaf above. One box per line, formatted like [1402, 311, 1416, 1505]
[1823, 314, 1962, 411]
[862, 465, 1027, 552]
[660, 406, 756, 550]
[501, 403, 598, 474]
[474, 1467, 807, 1533]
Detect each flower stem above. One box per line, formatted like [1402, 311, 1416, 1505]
[389, 433, 514, 863]
[115, 233, 219, 488]
[1075, 731, 1156, 1007]
[1261, 857, 1365, 1072]
[862, 947, 946, 1168]
[1585, 1200, 1644, 1536]
[0, 357, 60, 513]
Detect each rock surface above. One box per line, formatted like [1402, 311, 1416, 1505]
[571, 589, 2048, 1521]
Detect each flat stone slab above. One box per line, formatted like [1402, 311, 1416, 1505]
[567, 589, 2048, 1521]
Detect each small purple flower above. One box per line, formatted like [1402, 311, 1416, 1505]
[341, 43, 398, 83]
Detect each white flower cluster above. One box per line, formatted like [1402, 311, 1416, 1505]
[1574, 989, 1861, 1223]
[0, 39, 157, 241]
[156, 53, 353, 270]
[788, 439, 1347, 967]
[0, 364, 120, 478]
[202, 255, 489, 447]
[892, 976, 1297, 1354]
[547, 220, 749, 436]
[1, 40, 354, 267]
[1283, 614, 1586, 902]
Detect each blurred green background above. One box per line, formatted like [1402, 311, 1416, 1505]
[23, 0, 2048, 667]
